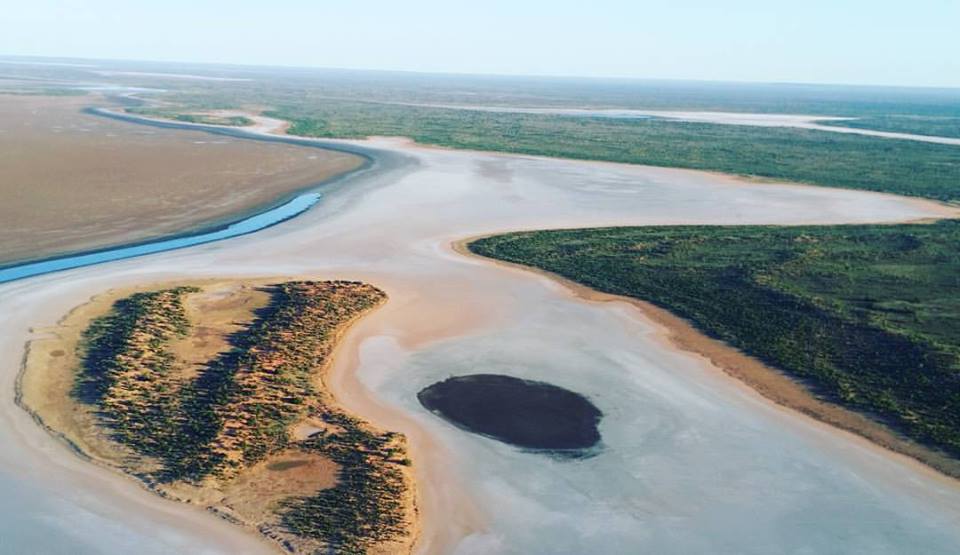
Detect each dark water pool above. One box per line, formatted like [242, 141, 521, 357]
[418, 374, 602, 455]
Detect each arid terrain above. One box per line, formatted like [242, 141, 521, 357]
[1, 73, 959, 555]
[0, 94, 361, 265]
[5, 125, 959, 553]
[19, 278, 417, 554]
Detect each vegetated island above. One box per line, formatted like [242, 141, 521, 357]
[418, 374, 602, 456]
[126, 106, 255, 127]
[18, 279, 417, 554]
[468, 221, 960, 478]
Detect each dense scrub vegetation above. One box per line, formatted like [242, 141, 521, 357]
[470, 222, 960, 458]
[126, 106, 252, 126]
[281, 409, 410, 554]
[149, 70, 960, 118]
[829, 115, 960, 139]
[77, 281, 411, 552]
[77, 286, 198, 458]
[263, 102, 960, 202]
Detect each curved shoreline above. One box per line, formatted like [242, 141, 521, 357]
[99, 107, 960, 221]
[12, 295, 282, 552]
[16, 278, 418, 554]
[4, 102, 960, 554]
[0, 107, 392, 284]
[0, 194, 322, 283]
[452, 237, 960, 482]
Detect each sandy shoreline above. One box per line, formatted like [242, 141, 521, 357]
[17, 277, 420, 554]
[451, 238, 960, 483]
[12, 273, 486, 555]
[4, 104, 960, 554]
[0, 281, 278, 553]
[0, 95, 364, 267]
[322, 281, 489, 555]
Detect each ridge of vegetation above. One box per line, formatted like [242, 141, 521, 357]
[281, 409, 411, 553]
[75, 280, 413, 553]
[469, 222, 960, 463]
[76, 286, 198, 458]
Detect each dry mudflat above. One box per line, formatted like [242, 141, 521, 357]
[0, 95, 361, 265]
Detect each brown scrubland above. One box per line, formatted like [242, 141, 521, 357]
[19, 279, 417, 555]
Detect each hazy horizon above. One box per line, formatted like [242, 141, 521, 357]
[4, 53, 960, 94]
[2, 1, 959, 89]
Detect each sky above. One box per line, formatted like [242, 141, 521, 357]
[2, 0, 959, 88]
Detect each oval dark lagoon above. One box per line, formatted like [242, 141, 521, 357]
[417, 374, 602, 456]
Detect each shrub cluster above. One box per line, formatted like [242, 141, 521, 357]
[77, 281, 411, 552]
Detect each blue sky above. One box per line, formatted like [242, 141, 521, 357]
[2, 0, 959, 87]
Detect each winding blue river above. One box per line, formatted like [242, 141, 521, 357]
[0, 107, 392, 286]
[0, 192, 320, 285]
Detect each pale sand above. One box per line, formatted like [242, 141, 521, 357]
[4, 113, 960, 553]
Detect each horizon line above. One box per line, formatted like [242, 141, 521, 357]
[3, 52, 960, 93]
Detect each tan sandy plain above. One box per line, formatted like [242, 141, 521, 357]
[0, 95, 362, 265]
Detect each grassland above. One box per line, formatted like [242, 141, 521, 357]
[23, 280, 415, 554]
[469, 222, 960, 472]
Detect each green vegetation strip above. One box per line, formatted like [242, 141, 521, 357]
[469, 222, 960, 458]
[120, 77, 960, 202]
[263, 101, 960, 202]
[77, 281, 410, 552]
